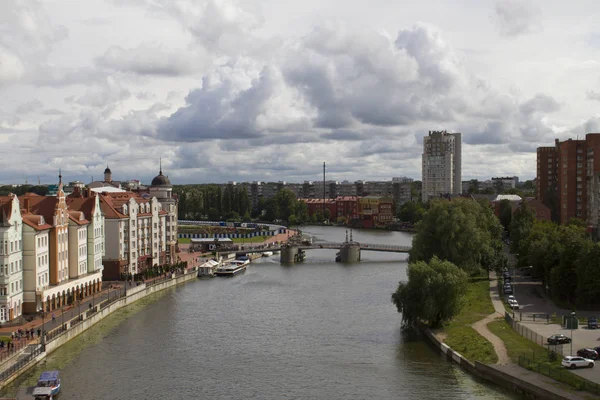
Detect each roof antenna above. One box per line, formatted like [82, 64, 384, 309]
[160, 157, 162, 175]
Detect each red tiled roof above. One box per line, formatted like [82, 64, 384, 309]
[66, 196, 96, 220]
[0, 196, 14, 223]
[98, 195, 127, 219]
[68, 210, 89, 225]
[21, 214, 52, 231]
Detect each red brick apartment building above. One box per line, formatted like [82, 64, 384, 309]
[537, 134, 600, 227]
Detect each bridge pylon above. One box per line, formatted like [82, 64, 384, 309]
[339, 242, 360, 263]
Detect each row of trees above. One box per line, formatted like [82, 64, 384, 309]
[392, 198, 506, 328]
[509, 205, 599, 307]
[257, 189, 310, 224]
[175, 185, 251, 221]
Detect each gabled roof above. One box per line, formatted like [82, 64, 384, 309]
[66, 196, 97, 220]
[21, 214, 52, 231]
[98, 195, 127, 219]
[0, 196, 14, 224]
[68, 210, 89, 225]
[19, 193, 59, 222]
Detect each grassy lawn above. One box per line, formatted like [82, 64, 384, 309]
[441, 276, 498, 364]
[488, 318, 600, 396]
[178, 238, 191, 244]
[232, 236, 269, 243]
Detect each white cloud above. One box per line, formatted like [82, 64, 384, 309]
[0, 0, 597, 185]
[494, 0, 542, 36]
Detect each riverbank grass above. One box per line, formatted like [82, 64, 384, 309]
[439, 276, 498, 364]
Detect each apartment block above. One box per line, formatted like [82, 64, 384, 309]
[0, 195, 24, 321]
[422, 130, 462, 202]
[536, 134, 600, 226]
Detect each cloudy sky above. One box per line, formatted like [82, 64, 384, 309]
[1, 0, 599, 185]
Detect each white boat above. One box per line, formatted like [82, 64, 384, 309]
[215, 259, 249, 276]
[197, 259, 220, 277]
[262, 251, 273, 257]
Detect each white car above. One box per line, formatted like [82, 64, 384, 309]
[562, 356, 595, 369]
[506, 295, 516, 302]
[509, 301, 520, 310]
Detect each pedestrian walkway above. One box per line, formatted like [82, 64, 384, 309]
[471, 272, 510, 365]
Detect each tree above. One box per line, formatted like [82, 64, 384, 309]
[274, 188, 297, 222]
[397, 201, 426, 224]
[294, 200, 309, 224]
[391, 256, 468, 328]
[509, 202, 535, 254]
[498, 199, 512, 230]
[323, 208, 331, 221]
[576, 242, 600, 307]
[207, 207, 220, 221]
[409, 198, 504, 274]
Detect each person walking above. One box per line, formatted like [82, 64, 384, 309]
[37, 328, 41, 338]
[51, 313, 55, 323]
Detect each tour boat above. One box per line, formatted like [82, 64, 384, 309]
[214, 259, 249, 276]
[32, 370, 61, 399]
[262, 251, 273, 257]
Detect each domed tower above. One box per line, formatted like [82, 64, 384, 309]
[104, 164, 112, 183]
[149, 158, 177, 265]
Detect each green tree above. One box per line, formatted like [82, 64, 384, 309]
[323, 208, 331, 221]
[263, 198, 278, 222]
[207, 207, 220, 221]
[576, 242, 600, 307]
[274, 188, 297, 222]
[294, 200, 309, 224]
[391, 256, 468, 328]
[498, 199, 512, 230]
[397, 201, 426, 224]
[509, 202, 535, 254]
[409, 198, 503, 274]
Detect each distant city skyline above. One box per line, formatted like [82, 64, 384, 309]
[2, 1, 593, 184]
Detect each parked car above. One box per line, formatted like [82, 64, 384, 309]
[548, 334, 572, 345]
[588, 317, 598, 329]
[503, 286, 513, 294]
[506, 295, 516, 302]
[593, 347, 600, 355]
[508, 300, 520, 310]
[577, 348, 599, 360]
[561, 356, 594, 369]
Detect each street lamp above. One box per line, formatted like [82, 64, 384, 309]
[61, 307, 64, 331]
[571, 311, 576, 356]
[40, 310, 45, 350]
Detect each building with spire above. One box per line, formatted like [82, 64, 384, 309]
[146, 159, 178, 264]
[0, 194, 24, 321]
[88, 164, 123, 191]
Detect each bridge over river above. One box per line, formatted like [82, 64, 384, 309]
[218, 241, 411, 263]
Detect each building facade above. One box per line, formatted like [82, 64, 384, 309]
[0, 195, 24, 321]
[422, 130, 462, 202]
[19, 176, 103, 314]
[536, 134, 600, 225]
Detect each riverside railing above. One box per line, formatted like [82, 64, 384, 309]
[518, 355, 600, 395]
[0, 269, 197, 384]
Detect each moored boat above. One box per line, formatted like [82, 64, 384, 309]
[262, 251, 273, 257]
[197, 259, 220, 277]
[32, 370, 60, 400]
[214, 259, 249, 276]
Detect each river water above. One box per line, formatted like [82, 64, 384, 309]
[3, 226, 521, 399]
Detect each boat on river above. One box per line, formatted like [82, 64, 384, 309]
[214, 258, 249, 276]
[262, 251, 273, 257]
[32, 370, 60, 399]
[197, 259, 220, 278]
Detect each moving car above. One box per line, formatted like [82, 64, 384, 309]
[548, 334, 571, 345]
[588, 317, 598, 329]
[577, 348, 599, 360]
[561, 356, 594, 369]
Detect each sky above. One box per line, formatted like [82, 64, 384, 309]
[1, 0, 600, 185]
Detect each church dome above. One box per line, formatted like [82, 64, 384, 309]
[104, 166, 111, 174]
[151, 172, 171, 187]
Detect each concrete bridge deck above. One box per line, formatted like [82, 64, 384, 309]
[217, 242, 411, 256]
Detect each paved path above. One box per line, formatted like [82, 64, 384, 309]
[471, 272, 510, 365]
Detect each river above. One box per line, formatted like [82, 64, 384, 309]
[3, 226, 522, 399]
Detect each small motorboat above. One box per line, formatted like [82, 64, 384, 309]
[32, 370, 61, 399]
[262, 251, 273, 257]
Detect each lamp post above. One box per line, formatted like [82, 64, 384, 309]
[40, 310, 45, 350]
[571, 311, 576, 356]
